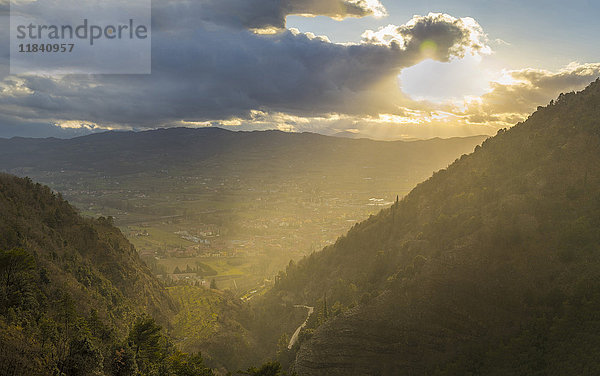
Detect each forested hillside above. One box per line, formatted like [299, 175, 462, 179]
[264, 79, 600, 375]
[0, 174, 213, 375]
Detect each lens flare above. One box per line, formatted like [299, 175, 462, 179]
[420, 39, 437, 56]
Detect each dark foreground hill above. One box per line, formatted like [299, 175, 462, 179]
[266, 79, 600, 375]
[0, 174, 216, 375]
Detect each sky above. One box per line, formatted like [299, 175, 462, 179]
[0, 0, 599, 140]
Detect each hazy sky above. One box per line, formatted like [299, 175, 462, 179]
[0, 0, 599, 139]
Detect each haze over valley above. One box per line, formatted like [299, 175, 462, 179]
[0, 129, 485, 295]
[1, 0, 600, 375]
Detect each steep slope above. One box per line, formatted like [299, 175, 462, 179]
[269, 79, 600, 375]
[0, 173, 176, 374]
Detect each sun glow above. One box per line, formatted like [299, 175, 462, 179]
[399, 54, 493, 104]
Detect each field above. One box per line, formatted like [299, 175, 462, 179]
[168, 285, 224, 345]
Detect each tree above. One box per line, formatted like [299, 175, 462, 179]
[276, 333, 290, 356]
[63, 336, 104, 376]
[168, 350, 214, 376]
[210, 279, 217, 289]
[128, 315, 164, 373]
[276, 333, 295, 370]
[238, 361, 284, 376]
[110, 345, 138, 376]
[0, 248, 35, 290]
[56, 293, 78, 375]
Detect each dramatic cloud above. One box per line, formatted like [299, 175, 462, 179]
[0, 9, 489, 133]
[461, 62, 600, 127]
[361, 13, 490, 62]
[292, 62, 600, 140]
[1, 0, 598, 140]
[154, 0, 386, 32]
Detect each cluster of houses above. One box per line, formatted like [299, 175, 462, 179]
[166, 273, 208, 285]
[139, 246, 232, 259]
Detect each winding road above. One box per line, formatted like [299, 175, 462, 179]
[288, 305, 314, 349]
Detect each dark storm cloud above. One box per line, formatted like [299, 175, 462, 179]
[153, 0, 386, 31]
[0, 3, 488, 131]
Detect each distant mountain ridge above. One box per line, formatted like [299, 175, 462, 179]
[332, 130, 421, 141]
[262, 79, 600, 375]
[0, 128, 487, 177]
